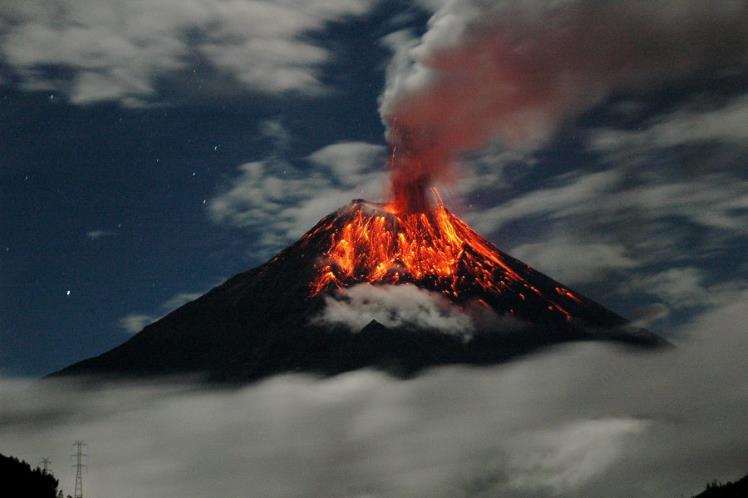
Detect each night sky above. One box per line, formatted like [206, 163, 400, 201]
[2, 0, 747, 377]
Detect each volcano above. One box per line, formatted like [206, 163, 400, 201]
[54, 199, 665, 382]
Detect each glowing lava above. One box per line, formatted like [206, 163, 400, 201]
[306, 197, 580, 322]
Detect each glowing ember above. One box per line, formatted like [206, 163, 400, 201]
[306, 196, 581, 322]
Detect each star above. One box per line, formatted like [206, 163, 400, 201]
[66, 290, 71, 296]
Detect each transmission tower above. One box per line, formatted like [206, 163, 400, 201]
[71, 441, 87, 498]
[40, 457, 52, 473]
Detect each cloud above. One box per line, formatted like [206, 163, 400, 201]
[620, 267, 748, 312]
[470, 170, 748, 246]
[510, 236, 639, 285]
[118, 289, 211, 335]
[629, 303, 670, 329]
[313, 283, 475, 335]
[118, 313, 156, 335]
[505, 418, 649, 494]
[160, 292, 202, 310]
[463, 166, 747, 324]
[0, 0, 373, 106]
[257, 118, 292, 151]
[208, 141, 386, 254]
[469, 170, 622, 235]
[86, 230, 115, 240]
[2, 289, 748, 497]
[306, 141, 387, 186]
[589, 93, 748, 159]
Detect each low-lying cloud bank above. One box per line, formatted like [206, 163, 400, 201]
[2, 291, 747, 497]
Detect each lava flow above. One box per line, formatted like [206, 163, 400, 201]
[306, 196, 581, 323]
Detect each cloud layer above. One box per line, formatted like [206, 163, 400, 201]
[2, 290, 747, 498]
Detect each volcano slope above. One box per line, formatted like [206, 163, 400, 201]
[54, 200, 666, 382]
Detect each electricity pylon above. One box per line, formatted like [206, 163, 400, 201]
[71, 441, 87, 498]
[40, 457, 51, 473]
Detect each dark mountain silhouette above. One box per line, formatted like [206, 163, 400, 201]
[53, 200, 665, 382]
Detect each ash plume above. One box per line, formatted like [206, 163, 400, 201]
[381, 0, 748, 211]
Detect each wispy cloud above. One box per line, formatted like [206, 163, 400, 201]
[0, 0, 374, 106]
[86, 230, 116, 240]
[208, 141, 386, 255]
[118, 313, 156, 335]
[470, 170, 748, 261]
[588, 94, 748, 159]
[511, 237, 639, 285]
[118, 288, 214, 335]
[619, 267, 748, 312]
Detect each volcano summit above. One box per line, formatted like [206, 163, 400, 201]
[55, 199, 665, 381]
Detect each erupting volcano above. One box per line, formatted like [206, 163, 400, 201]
[308, 196, 579, 324]
[54, 180, 665, 382]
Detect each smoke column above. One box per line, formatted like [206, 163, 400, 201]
[381, 0, 748, 212]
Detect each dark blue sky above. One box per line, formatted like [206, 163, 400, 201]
[2, 1, 747, 376]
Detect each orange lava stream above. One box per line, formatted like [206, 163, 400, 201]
[307, 202, 578, 322]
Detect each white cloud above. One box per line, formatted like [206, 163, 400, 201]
[86, 229, 116, 240]
[161, 292, 202, 310]
[313, 283, 475, 335]
[0, 0, 373, 105]
[470, 170, 748, 242]
[306, 141, 387, 187]
[589, 94, 748, 158]
[469, 170, 622, 235]
[3, 290, 748, 498]
[118, 313, 156, 335]
[462, 168, 747, 317]
[208, 141, 386, 254]
[510, 237, 639, 285]
[118, 289, 212, 334]
[257, 118, 292, 151]
[506, 418, 649, 495]
[620, 267, 748, 312]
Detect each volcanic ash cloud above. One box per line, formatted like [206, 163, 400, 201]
[381, 0, 748, 210]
